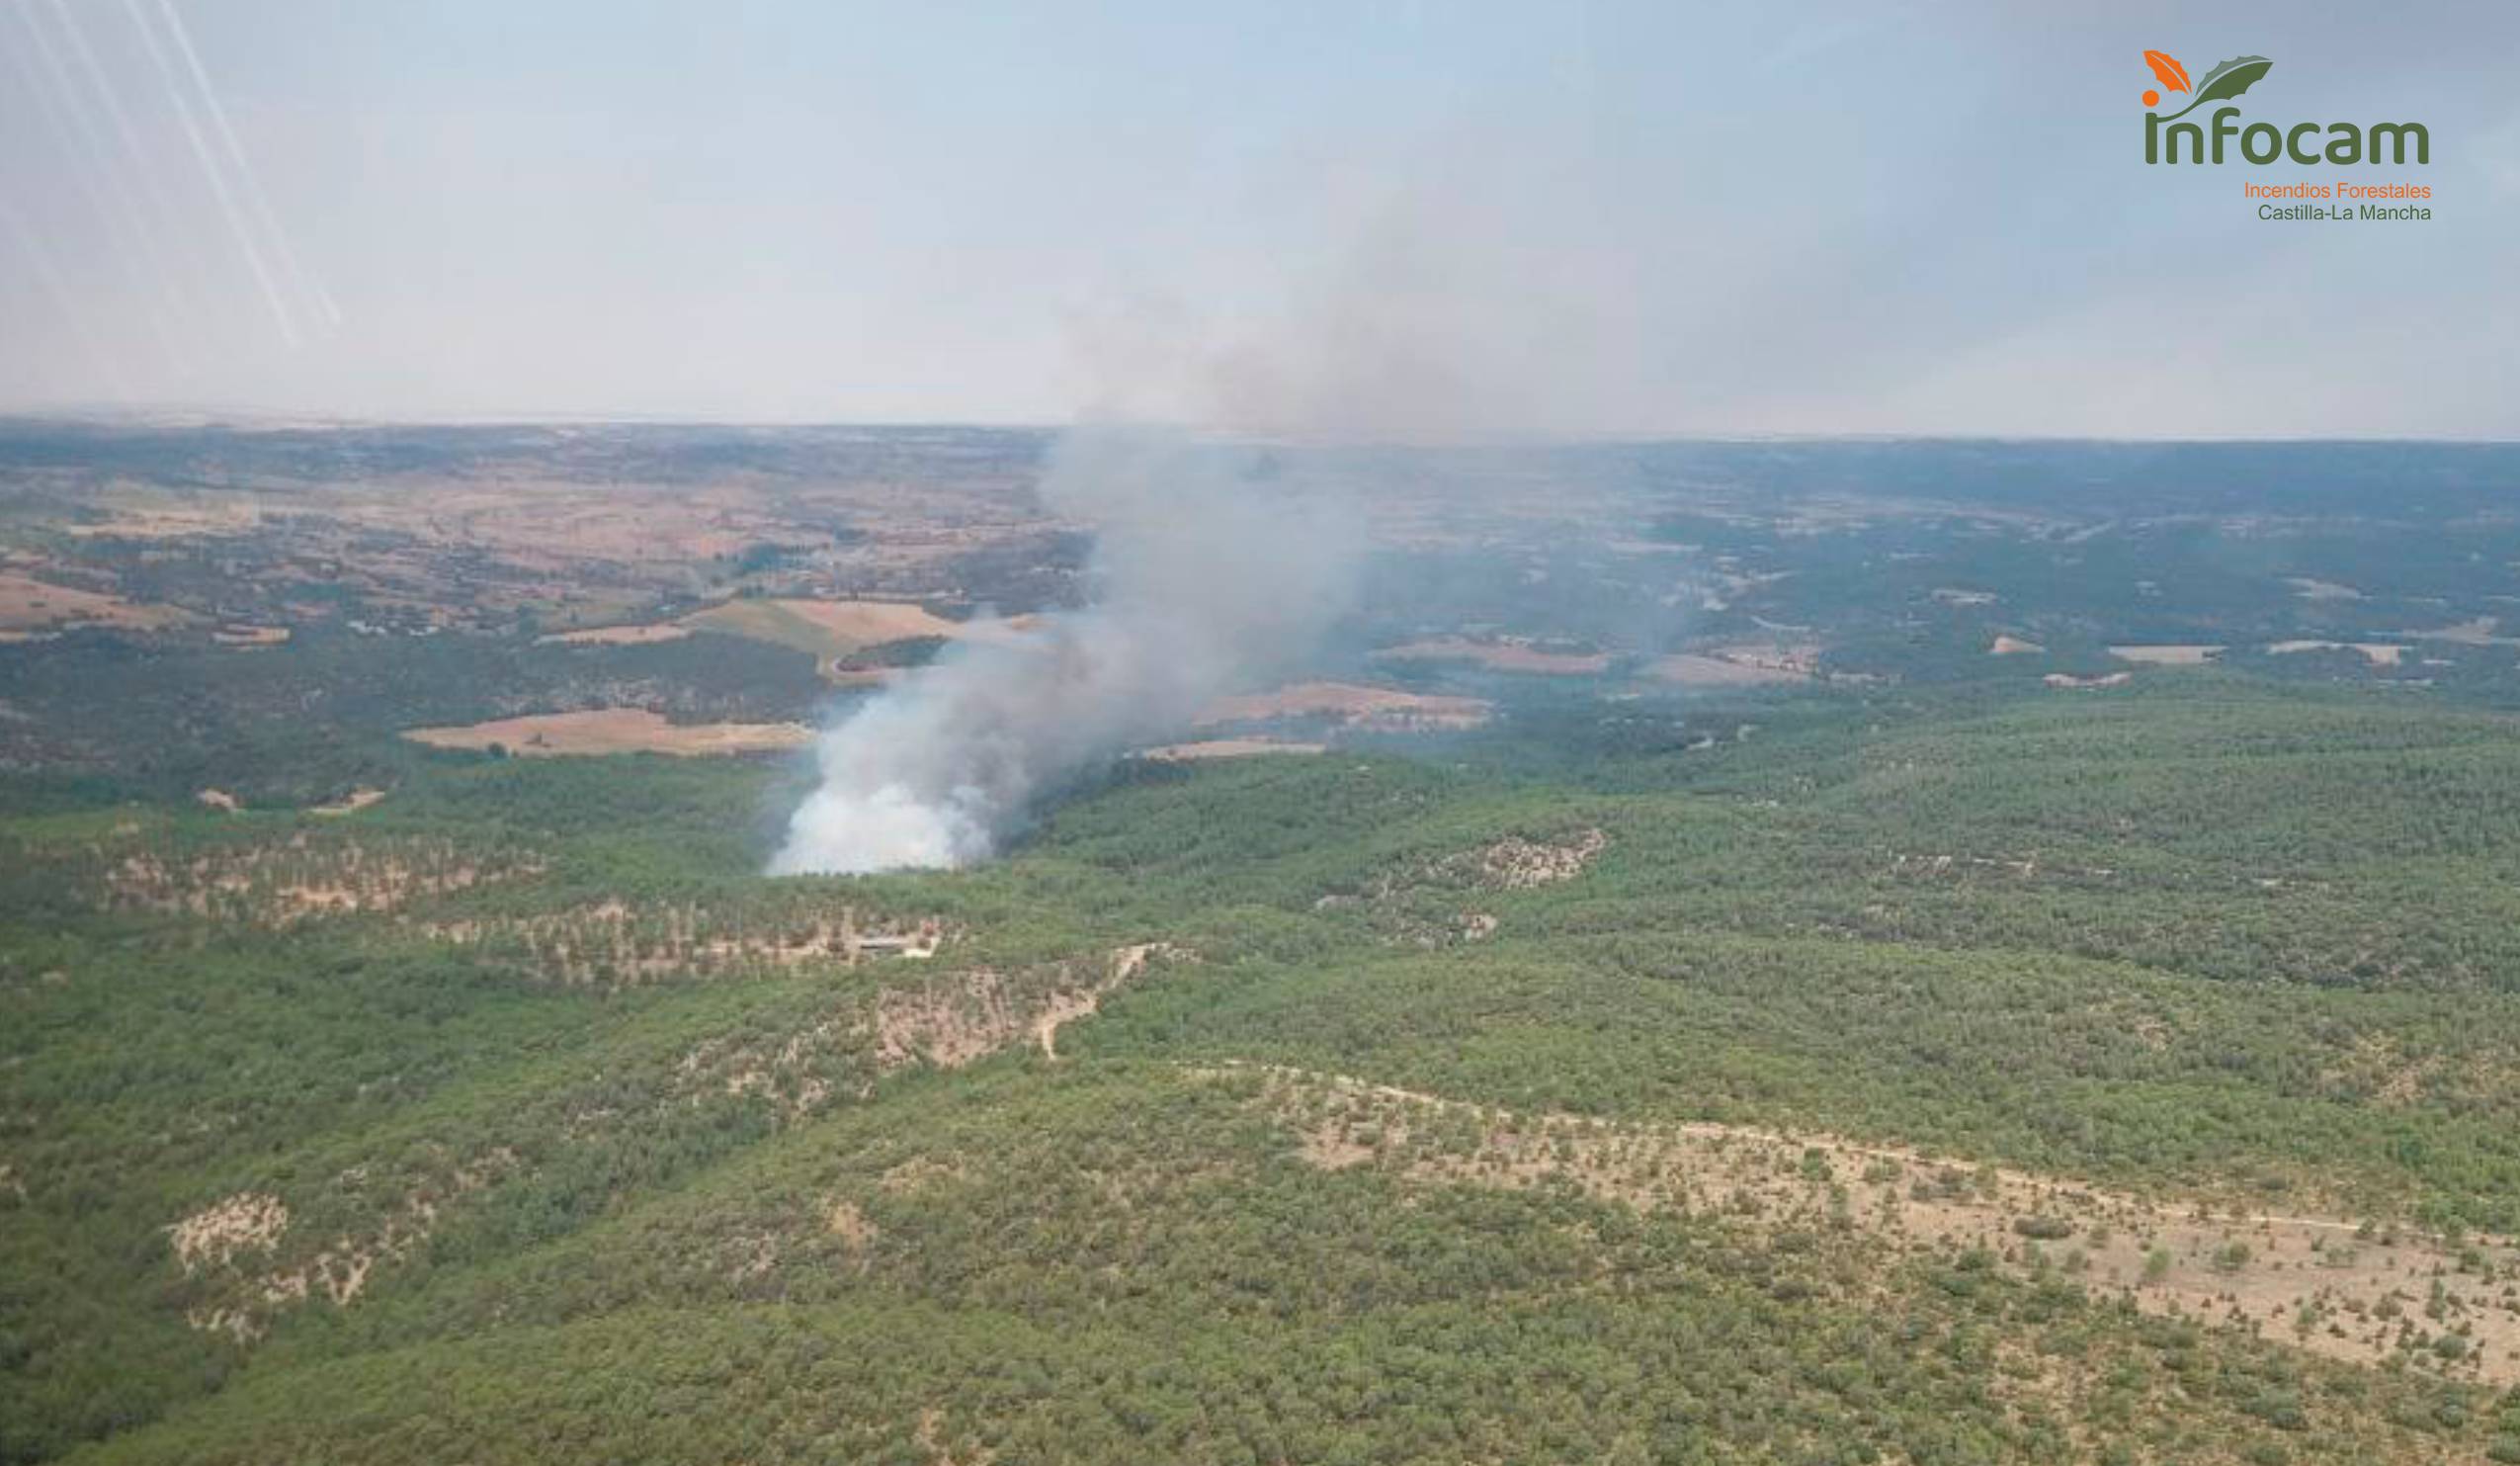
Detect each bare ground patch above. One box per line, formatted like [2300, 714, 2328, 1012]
[402, 708, 811, 757]
[824, 1198, 877, 1260]
[1373, 637, 1611, 675]
[683, 598, 1026, 670]
[172, 1149, 516, 1343]
[535, 623, 694, 646]
[308, 788, 388, 817]
[1342, 826, 1609, 900]
[2268, 640, 2406, 666]
[874, 943, 1185, 1070]
[0, 568, 192, 636]
[2111, 644, 2225, 666]
[60, 494, 265, 540]
[1139, 737, 1327, 760]
[2398, 616, 2520, 647]
[668, 944, 1186, 1125]
[1315, 829, 1607, 943]
[1454, 828, 1608, 890]
[1646, 650, 1810, 686]
[167, 1193, 290, 1273]
[1197, 681, 1491, 732]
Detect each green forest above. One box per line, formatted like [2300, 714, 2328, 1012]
[8, 672, 2520, 1464]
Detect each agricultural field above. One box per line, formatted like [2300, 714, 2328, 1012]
[8, 426, 2520, 1464]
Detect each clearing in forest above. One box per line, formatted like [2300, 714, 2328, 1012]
[684, 598, 1023, 658]
[1197, 681, 1491, 731]
[1645, 650, 1810, 686]
[535, 623, 694, 646]
[1140, 737, 1328, 760]
[1372, 637, 1611, 674]
[2110, 645, 2225, 666]
[2268, 641, 2406, 666]
[0, 569, 192, 638]
[402, 709, 811, 756]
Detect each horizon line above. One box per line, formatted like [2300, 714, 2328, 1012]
[1, 409, 2515, 450]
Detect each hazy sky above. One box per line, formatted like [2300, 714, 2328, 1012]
[1, 0, 2513, 435]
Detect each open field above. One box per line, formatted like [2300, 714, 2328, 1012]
[1371, 636, 1611, 674]
[402, 709, 812, 756]
[1139, 737, 1328, 760]
[534, 624, 693, 647]
[1197, 680, 1492, 731]
[0, 424, 1067, 639]
[683, 598, 976, 655]
[12, 427, 2520, 710]
[2270, 640, 2407, 666]
[677, 598, 1039, 682]
[0, 570, 191, 638]
[1646, 649, 1810, 685]
[2113, 644, 2226, 666]
[307, 788, 388, 816]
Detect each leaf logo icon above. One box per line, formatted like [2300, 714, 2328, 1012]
[2142, 50, 2191, 95]
[2148, 54, 2274, 121]
[2191, 55, 2273, 103]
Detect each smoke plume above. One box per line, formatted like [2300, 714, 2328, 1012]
[768, 428, 1359, 874]
[768, 134, 1581, 876]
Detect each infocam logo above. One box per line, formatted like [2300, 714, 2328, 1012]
[2140, 50, 2427, 166]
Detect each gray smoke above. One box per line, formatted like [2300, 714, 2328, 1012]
[766, 137, 1583, 876]
[768, 427, 1360, 874]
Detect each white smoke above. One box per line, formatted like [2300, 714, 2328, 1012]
[768, 130, 1593, 876]
[768, 427, 1360, 874]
